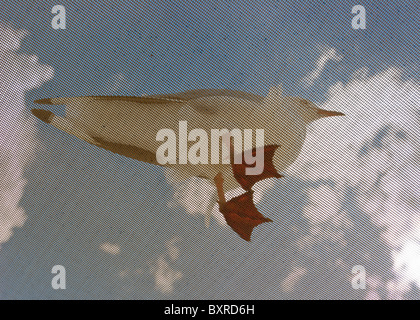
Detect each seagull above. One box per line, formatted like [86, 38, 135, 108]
[32, 85, 343, 189]
[32, 85, 344, 239]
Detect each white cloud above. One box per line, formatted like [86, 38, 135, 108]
[301, 185, 352, 250]
[100, 242, 121, 255]
[0, 23, 53, 246]
[301, 46, 343, 87]
[150, 237, 183, 294]
[281, 266, 306, 292]
[0, 23, 27, 51]
[291, 65, 420, 292]
[150, 256, 183, 294]
[304, 185, 342, 224]
[166, 173, 217, 218]
[392, 239, 420, 289]
[166, 236, 180, 260]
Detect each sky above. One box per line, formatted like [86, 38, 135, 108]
[0, 0, 419, 299]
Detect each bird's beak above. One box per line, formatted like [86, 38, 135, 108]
[317, 109, 345, 117]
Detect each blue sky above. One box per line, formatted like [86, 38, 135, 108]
[8, 0, 417, 98]
[0, 0, 419, 299]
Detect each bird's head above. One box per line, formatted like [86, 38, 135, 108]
[295, 98, 345, 123]
[263, 86, 344, 124]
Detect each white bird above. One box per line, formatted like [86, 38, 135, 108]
[32, 85, 344, 192]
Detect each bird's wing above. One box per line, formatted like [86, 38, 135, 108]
[34, 95, 187, 128]
[33, 89, 264, 168]
[151, 88, 263, 103]
[88, 135, 162, 166]
[34, 95, 186, 106]
[35, 89, 263, 106]
[34, 90, 262, 119]
[151, 89, 264, 116]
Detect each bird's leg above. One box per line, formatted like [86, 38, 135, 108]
[204, 192, 217, 228]
[214, 172, 226, 206]
[215, 138, 281, 241]
[214, 171, 273, 242]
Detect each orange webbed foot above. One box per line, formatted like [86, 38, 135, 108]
[218, 191, 272, 241]
[214, 140, 282, 241]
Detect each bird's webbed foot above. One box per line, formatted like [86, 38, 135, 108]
[214, 172, 272, 242]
